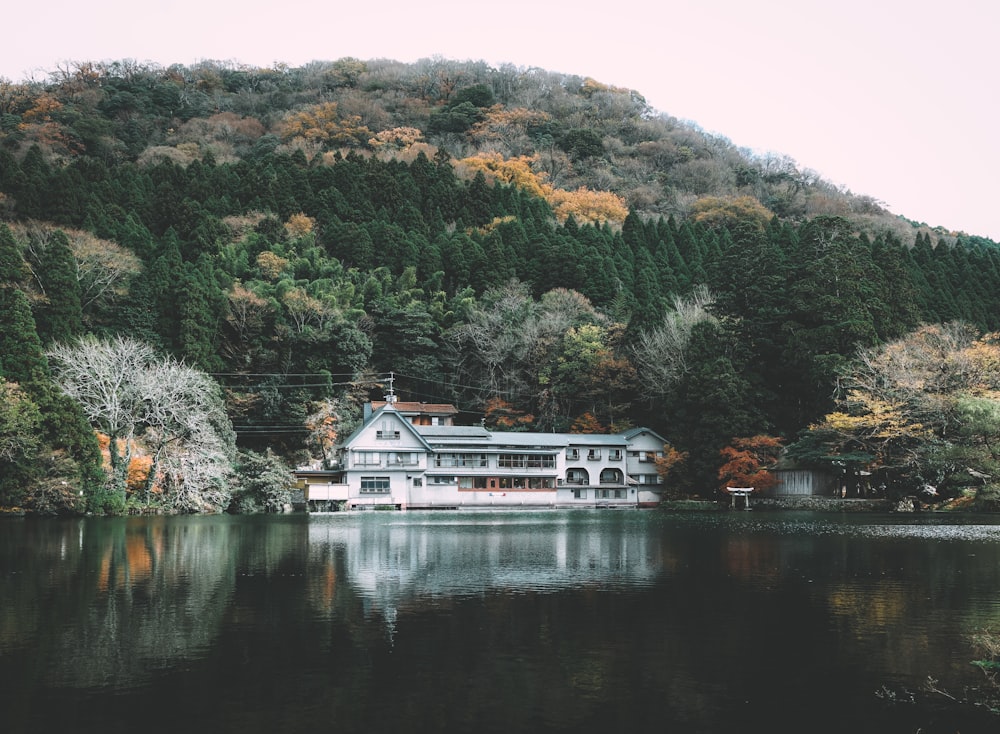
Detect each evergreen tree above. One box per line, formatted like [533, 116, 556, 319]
[667, 320, 762, 494]
[0, 224, 27, 285]
[0, 287, 101, 509]
[0, 287, 51, 390]
[34, 230, 84, 345]
[177, 256, 226, 372]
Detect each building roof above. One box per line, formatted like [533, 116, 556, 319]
[371, 401, 459, 415]
[340, 407, 665, 455]
[415, 425, 491, 439]
[413, 427, 630, 450]
[619, 426, 668, 444]
[564, 433, 630, 446]
[487, 432, 570, 449]
[338, 403, 434, 451]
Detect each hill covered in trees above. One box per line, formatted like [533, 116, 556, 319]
[2, 56, 999, 513]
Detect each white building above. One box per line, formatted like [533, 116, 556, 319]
[296, 402, 667, 511]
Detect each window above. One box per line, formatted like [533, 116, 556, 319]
[435, 453, 487, 468]
[376, 430, 400, 440]
[637, 474, 662, 485]
[595, 489, 627, 499]
[600, 469, 622, 484]
[360, 476, 390, 493]
[566, 469, 589, 485]
[567, 448, 580, 461]
[412, 478, 423, 487]
[499, 453, 555, 469]
[389, 452, 417, 466]
[459, 477, 489, 489]
[432, 476, 455, 485]
[573, 488, 587, 499]
[587, 449, 601, 461]
[355, 451, 380, 466]
[609, 449, 622, 461]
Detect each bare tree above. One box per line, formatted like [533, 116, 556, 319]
[14, 223, 141, 322]
[633, 285, 717, 396]
[47, 335, 236, 511]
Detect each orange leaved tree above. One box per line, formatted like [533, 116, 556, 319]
[717, 435, 784, 494]
[654, 445, 689, 498]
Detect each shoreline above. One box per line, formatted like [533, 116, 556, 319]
[664, 496, 1000, 513]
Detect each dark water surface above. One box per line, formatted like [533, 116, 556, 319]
[2, 510, 1000, 733]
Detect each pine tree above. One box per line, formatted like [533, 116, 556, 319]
[0, 287, 101, 508]
[0, 224, 27, 286]
[34, 230, 84, 345]
[178, 256, 226, 372]
[667, 321, 762, 493]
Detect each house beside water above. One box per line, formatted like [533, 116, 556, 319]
[295, 397, 667, 511]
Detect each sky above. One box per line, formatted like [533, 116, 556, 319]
[4, 0, 998, 240]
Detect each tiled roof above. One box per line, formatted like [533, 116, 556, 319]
[372, 401, 458, 414]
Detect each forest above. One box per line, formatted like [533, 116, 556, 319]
[2, 56, 1000, 514]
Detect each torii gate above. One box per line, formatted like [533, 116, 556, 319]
[725, 487, 754, 510]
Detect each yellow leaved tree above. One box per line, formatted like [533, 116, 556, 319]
[457, 152, 628, 226]
[277, 102, 371, 149]
[796, 322, 1000, 498]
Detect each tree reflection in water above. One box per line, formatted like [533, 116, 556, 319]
[1, 511, 1000, 734]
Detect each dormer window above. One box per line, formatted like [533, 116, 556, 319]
[376, 421, 400, 440]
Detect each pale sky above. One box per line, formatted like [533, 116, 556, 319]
[4, 0, 998, 240]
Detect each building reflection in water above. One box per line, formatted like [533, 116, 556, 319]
[305, 512, 665, 622]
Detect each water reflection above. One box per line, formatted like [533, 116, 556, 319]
[306, 511, 662, 615]
[0, 515, 304, 688]
[2, 511, 1000, 734]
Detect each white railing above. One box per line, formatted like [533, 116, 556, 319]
[304, 484, 349, 501]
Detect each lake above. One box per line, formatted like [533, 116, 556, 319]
[2, 510, 1000, 733]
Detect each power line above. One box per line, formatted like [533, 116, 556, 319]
[208, 372, 361, 378]
[222, 382, 358, 390]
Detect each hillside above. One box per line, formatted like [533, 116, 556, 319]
[2, 56, 1000, 513]
[1, 57, 954, 243]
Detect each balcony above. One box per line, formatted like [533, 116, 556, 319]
[304, 483, 349, 501]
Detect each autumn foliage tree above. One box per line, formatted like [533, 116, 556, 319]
[717, 435, 784, 494]
[278, 102, 371, 149]
[690, 195, 775, 232]
[304, 397, 346, 466]
[457, 152, 628, 225]
[569, 412, 604, 434]
[796, 322, 1000, 497]
[654, 445, 689, 498]
[483, 397, 534, 430]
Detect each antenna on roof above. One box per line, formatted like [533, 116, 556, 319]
[384, 371, 398, 405]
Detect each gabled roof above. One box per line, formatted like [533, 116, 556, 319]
[339, 404, 433, 451]
[620, 426, 668, 444]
